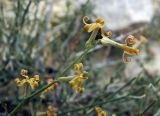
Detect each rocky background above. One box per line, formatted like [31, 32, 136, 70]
[0, 0, 160, 115]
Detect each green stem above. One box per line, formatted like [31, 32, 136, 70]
[100, 36, 139, 54]
[57, 48, 89, 77]
[58, 29, 98, 77]
[58, 76, 75, 82]
[58, 95, 127, 115]
[85, 29, 99, 49]
[138, 101, 156, 116]
[20, 0, 32, 29]
[58, 92, 146, 115]
[100, 37, 123, 48]
[8, 29, 98, 116]
[92, 77, 136, 103]
[8, 80, 59, 116]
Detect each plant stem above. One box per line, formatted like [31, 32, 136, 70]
[100, 37, 123, 48]
[138, 101, 156, 116]
[57, 76, 138, 115]
[58, 76, 75, 82]
[58, 29, 98, 77]
[8, 29, 98, 116]
[58, 95, 127, 115]
[20, 0, 32, 29]
[92, 77, 136, 103]
[8, 80, 59, 116]
[57, 48, 89, 77]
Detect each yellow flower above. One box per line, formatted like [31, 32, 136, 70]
[15, 69, 40, 89]
[37, 105, 57, 116]
[28, 75, 40, 89]
[15, 78, 27, 86]
[83, 16, 112, 49]
[95, 106, 107, 116]
[83, 16, 112, 39]
[105, 31, 112, 38]
[20, 69, 28, 76]
[74, 63, 83, 74]
[125, 35, 136, 45]
[122, 35, 140, 63]
[83, 16, 142, 63]
[69, 63, 89, 93]
[40, 79, 58, 98]
[100, 35, 140, 63]
[46, 105, 57, 116]
[122, 35, 147, 63]
[83, 16, 105, 33]
[122, 45, 140, 55]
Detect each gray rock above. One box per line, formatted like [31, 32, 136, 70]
[93, 0, 154, 30]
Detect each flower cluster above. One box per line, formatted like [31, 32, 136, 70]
[37, 105, 57, 116]
[46, 105, 57, 116]
[83, 16, 141, 63]
[15, 69, 40, 89]
[95, 106, 106, 116]
[122, 35, 140, 63]
[40, 79, 58, 98]
[83, 16, 112, 38]
[83, 16, 105, 33]
[69, 63, 89, 93]
[11, 16, 145, 116]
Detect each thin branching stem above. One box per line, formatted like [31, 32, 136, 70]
[138, 101, 156, 116]
[8, 30, 98, 116]
[8, 80, 59, 116]
[58, 95, 128, 115]
[20, 0, 32, 29]
[57, 29, 98, 77]
[91, 77, 136, 104]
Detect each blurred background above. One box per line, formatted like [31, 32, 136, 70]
[0, 0, 160, 115]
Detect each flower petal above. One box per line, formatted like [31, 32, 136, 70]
[122, 45, 140, 55]
[96, 17, 105, 26]
[83, 16, 90, 25]
[84, 23, 100, 32]
[125, 35, 136, 46]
